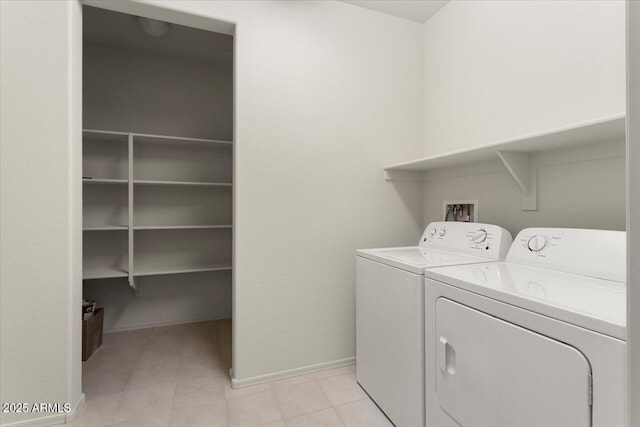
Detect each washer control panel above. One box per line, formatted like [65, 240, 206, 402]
[420, 222, 513, 260]
[512, 231, 562, 259]
[507, 227, 626, 282]
[527, 235, 548, 252]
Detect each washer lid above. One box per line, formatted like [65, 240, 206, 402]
[426, 261, 626, 340]
[357, 246, 491, 275]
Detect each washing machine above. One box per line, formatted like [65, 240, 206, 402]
[356, 221, 513, 427]
[424, 227, 626, 427]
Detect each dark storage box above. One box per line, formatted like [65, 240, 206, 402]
[82, 307, 104, 361]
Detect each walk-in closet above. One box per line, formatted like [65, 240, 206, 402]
[81, 4, 233, 389]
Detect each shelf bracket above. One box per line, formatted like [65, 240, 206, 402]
[496, 150, 537, 211]
[128, 277, 138, 293]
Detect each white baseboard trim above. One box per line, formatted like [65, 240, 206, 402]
[0, 393, 86, 427]
[64, 393, 85, 423]
[105, 315, 231, 333]
[230, 357, 356, 389]
[0, 414, 65, 427]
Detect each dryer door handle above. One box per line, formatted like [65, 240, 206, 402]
[439, 336, 455, 375]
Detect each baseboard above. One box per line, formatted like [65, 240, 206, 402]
[0, 414, 65, 427]
[104, 314, 231, 333]
[65, 393, 85, 423]
[230, 357, 356, 389]
[0, 393, 85, 427]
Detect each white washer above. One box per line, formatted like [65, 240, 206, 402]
[424, 228, 626, 427]
[356, 221, 513, 427]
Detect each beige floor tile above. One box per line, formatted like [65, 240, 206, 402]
[90, 347, 144, 374]
[178, 360, 227, 384]
[334, 399, 392, 427]
[227, 391, 283, 427]
[105, 328, 153, 341]
[67, 393, 122, 426]
[173, 378, 225, 408]
[224, 382, 271, 400]
[313, 365, 356, 380]
[105, 416, 170, 427]
[169, 401, 227, 427]
[137, 350, 182, 369]
[183, 333, 218, 348]
[125, 366, 179, 391]
[181, 343, 220, 364]
[152, 324, 187, 337]
[317, 373, 366, 406]
[218, 319, 232, 340]
[83, 369, 132, 397]
[260, 422, 286, 427]
[270, 373, 316, 390]
[184, 320, 218, 337]
[113, 385, 174, 423]
[274, 381, 331, 419]
[284, 408, 344, 427]
[101, 330, 152, 352]
[147, 335, 185, 352]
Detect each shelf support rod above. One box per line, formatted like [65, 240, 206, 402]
[496, 150, 537, 211]
[128, 133, 137, 292]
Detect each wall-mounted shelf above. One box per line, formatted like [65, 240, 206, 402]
[133, 180, 232, 187]
[83, 178, 128, 184]
[133, 225, 232, 230]
[83, 267, 128, 280]
[384, 113, 626, 210]
[134, 263, 232, 277]
[134, 133, 233, 148]
[83, 225, 128, 231]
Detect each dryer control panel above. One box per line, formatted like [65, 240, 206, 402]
[420, 222, 513, 260]
[507, 228, 626, 283]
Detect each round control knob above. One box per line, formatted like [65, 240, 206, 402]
[429, 228, 437, 236]
[472, 229, 488, 244]
[438, 228, 447, 237]
[527, 235, 548, 252]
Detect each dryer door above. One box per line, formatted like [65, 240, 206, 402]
[435, 298, 592, 427]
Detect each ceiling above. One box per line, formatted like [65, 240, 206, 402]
[341, 0, 449, 23]
[83, 6, 233, 63]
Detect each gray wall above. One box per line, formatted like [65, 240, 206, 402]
[84, 43, 233, 140]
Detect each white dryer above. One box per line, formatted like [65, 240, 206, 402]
[356, 221, 513, 427]
[424, 228, 626, 427]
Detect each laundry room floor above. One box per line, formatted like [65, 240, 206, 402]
[70, 320, 390, 427]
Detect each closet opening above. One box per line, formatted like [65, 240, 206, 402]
[81, 3, 234, 400]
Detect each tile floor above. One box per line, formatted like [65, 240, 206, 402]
[70, 319, 392, 427]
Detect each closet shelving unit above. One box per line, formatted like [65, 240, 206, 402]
[82, 129, 233, 290]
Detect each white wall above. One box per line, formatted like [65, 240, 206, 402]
[120, 0, 423, 383]
[0, 1, 83, 426]
[83, 42, 234, 331]
[627, 1, 640, 424]
[90, 0, 424, 385]
[420, 0, 626, 236]
[422, 0, 625, 156]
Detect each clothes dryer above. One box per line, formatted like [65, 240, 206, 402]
[424, 228, 626, 427]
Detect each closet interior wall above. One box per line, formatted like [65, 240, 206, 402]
[82, 7, 233, 332]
